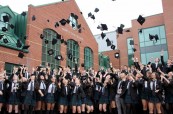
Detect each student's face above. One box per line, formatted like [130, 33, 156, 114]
[151, 73, 156, 79]
[30, 76, 35, 81]
[40, 75, 44, 80]
[51, 77, 56, 83]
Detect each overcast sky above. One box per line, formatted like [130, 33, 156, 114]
[0, 0, 163, 35]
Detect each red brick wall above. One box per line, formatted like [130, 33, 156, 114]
[26, 0, 99, 71]
[0, 0, 99, 71]
[102, 50, 120, 69]
[162, 0, 173, 59]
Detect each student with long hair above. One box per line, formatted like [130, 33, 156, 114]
[45, 76, 57, 114]
[148, 72, 163, 114]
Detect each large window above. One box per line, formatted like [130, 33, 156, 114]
[99, 53, 110, 69]
[84, 47, 93, 70]
[66, 39, 79, 68]
[42, 29, 61, 69]
[5, 62, 21, 76]
[139, 25, 168, 64]
[127, 38, 134, 66]
[0, 13, 10, 31]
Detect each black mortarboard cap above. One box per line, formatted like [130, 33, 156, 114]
[120, 24, 125, 28]
[81, 63, 84, 67]
[22, 45, 30, 50]
[97, 25, 101, 29]
[101, 24, 108, 31]
[55, 55, 63, 60]
[2, 27, 8, 32]
[66, 19, 70, 24]
[0, 35, 4, 40]
[61, 39, 64, 43]
[132, 48, 137, 52]
[40, 34, 44, 39]
[3, 15, 9, 22]
[52, 38, 57, 45]
[47, 49, 54, 55]
[55, 22, 59, 28]
[3, 38, 8, 44]
[16, 40, 22, 48]
[32, 15, 36, 21]
[149, 34, 154, 40]
[129, 40, 134, 45]
[59, 19, 67, 26]
[74, 15, 78, 20]
[139, 29, 142, 33]
[72, 23, 75, 28]
[24, 35, 28, 40]
[155, 34, 159, 42]
[106, 38, 112, 46]
[18, 52, 24, 58]
[21, 12, 26, 16]
[10, 24, 14, 29]
[126, 29, 130, 32]
[94, 8, 99, 13]
[64, 40, 67, 45]
[45, 39, 49, 44]
[101, 32, 106, 39]
[115, 52, 120, 58]
[137, 15, 145, 25]
[71, 13, 75, 17]
[111, 45, 116, 50]
[88, 12, 92, 17]
[56, 33, 61, 39]
[91, 15, 95, 20]
[117, 27, 123, 34]
[77, 24, 81, 29]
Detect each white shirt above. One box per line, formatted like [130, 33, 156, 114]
[48, 83, 55, 93]
[40, 81, 46, 90]
[150, 80, 156, 91]
[27, 81, 35, 91]
[11, 82, 18, 92]
[0, 81, 4, 90]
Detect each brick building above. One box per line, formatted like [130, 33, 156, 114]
[103, 0, 173, 68]
[0, 0, 99, 75]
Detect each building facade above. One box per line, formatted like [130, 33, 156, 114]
[116, 0, 173, 67]
[0, 0, 99, 75]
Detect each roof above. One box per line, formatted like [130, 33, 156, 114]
[0, 31, 28, 52]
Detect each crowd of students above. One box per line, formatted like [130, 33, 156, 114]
[0, 50, 173, 114]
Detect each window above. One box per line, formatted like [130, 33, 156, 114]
[98, 53, 110, 69]
[42, 29, 61, 69]
[4, 62, 21, 76]
[66, 39, 79, 68]
[69, 15, 78, 29]
[0, 13, 10, 31]
[139, 25, 168, 64]
[84, 47, 93, 70]
[127, 38, 134, 66]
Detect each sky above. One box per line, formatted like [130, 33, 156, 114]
[0, 0, 163, 35]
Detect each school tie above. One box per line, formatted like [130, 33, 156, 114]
[13, 82, 16, 93]
[51, 84, 54, 95]
[0, 82, 2, 91]
[30, 82, 34, 91]
[65, 86, 68, 95]
[153, 81, 155, 91]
